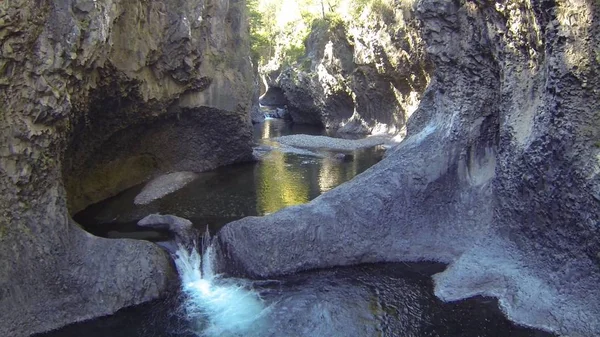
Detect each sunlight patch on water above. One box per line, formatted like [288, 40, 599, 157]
[174, 241, 269, 337]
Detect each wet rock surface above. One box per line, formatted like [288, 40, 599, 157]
[217, 0, 600, 335]
[274, 134, 393, 151]
[138, 214, 199, 253]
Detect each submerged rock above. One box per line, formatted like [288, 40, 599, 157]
[134, 172, 199, 205]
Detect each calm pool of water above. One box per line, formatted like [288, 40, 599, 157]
[75, 119, 384, 238]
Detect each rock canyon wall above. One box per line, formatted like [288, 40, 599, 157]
[262, 3, 432, 134]
[0, 0, 254, 335]
[218, 0, 600, 335]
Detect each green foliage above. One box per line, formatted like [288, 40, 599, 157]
[246, 0, 397, 69]
[247, 0, 276, 64]
[369, 0, 396, 23]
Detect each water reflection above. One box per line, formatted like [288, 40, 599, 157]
[255, 150, 311, 214]
[75, 119, 384, 236]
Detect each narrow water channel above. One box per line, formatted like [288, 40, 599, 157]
[40, 119, 554, 337]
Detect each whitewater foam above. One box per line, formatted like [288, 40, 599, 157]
[174, 236, 269, 337]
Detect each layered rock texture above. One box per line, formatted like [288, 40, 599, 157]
[265, 6, 432, 134]
[0, 0, 254, 335]
[218, 0, 600, 335]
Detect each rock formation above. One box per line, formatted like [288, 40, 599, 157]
[0, 0, 254, 335]
[265, 7, 432, 134]
[134, 172, 199, 205]
[217, 0, 600, 335]
[138, 214, 199, 254]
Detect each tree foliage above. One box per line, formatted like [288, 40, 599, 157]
[247, 0, 398, 69]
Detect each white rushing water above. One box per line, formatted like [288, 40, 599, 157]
[174, 236, 269, 337]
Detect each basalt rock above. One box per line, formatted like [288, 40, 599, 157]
[0, 0, 253, 335]
[138, 214, 199, 254]
[268, 8, 432, 134]
[217, 0, 600, 335]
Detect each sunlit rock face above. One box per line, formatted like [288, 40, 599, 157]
[267, 8, 432, 134]
[0, 0, 253, 335]
[218, 0, 600, 335]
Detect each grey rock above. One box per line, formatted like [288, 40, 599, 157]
[138, 214, 199, 253]
[217, 0, 600, 336]
[250, 72, 265, 124]
[275, 145, 325, 158]
[253, 144, 325, 159]
[134, 172, 199, 205]
[250, 106, 266, 124]
[138, 214, 193, 233]
[259, 86, 288, 107]
[64, 101, 254, 215]
[263, 106, 289, 119]
[269, 16, 431, 134]
[252, 145, 274, 160]
[274, 134, 392, 151]
[332, 153, 353, 162]
[275, 107, 289, 119]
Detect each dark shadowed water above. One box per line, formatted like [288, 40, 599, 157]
[38, 262, 553, 337]
[46, 119, 555, 337]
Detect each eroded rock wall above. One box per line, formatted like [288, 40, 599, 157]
[267, 6, 432, 134]
[0, 0, 254, 335]
[217, 0, 600, 335]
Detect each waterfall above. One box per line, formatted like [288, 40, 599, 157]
[174, 232, 269, 337]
